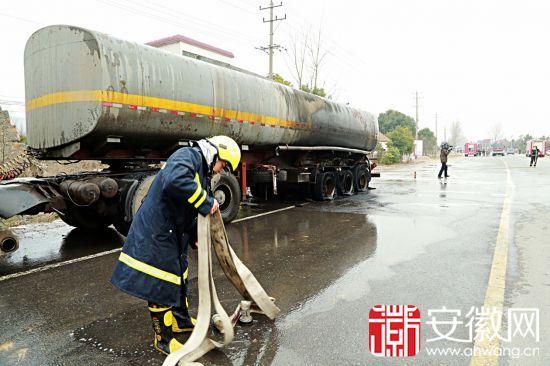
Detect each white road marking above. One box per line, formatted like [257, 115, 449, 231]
[0, 248, 122, 282]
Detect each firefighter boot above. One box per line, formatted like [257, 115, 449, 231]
[148, 304, 184, 355]
[172, 297, 197, 333]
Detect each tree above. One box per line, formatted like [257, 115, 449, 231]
[299, 84, 327, 97]
[286, 26, 330, 98]
[308, 27, 327, 92]
[380, 145, 401, 164]
[515, 134, 533, 150]
[418, 128, 437, 155]
[449, 120, 465, 147]
[272, 73, 293, 87]
[490, 123, 504, 142]
[378, 110, 416, 136]
[388, 126, 414, 156]
[287, 33, 308, 89]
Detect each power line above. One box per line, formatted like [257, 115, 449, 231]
[0, 12, 44, 26]
[217, 0, 370, 82]
[136, 0, 262, 43]
[95, 0, 261, 47]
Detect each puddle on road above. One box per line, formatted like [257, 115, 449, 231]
[73, 306, 158, 360]
[0, 221, 124, 276]
[74, 303, 280, 365]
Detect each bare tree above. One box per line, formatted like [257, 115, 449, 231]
[449, 120, 465, 147]
[490, 123, 504, 142]
[308, 27, 328, 91]
[284, 25, 329, 97]
[287, 32, 308, 88]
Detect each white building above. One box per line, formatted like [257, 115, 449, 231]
[146, 35, 234, 65]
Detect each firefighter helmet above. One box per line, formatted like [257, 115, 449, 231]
[207, 136, 241, 171]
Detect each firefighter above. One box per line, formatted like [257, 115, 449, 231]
[111, 136, 241, 355]
[438, 142, 452, 179]
[530, 146, 539, 167]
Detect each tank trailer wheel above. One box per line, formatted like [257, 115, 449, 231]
[211, 173, 241, 223]
[336, 170, 354, 196]
[352, 165, 370, 192]
[313, 171, 336, 201]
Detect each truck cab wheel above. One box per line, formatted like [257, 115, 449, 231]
[211, 173, 241, 223]
[312, 171, 336, 201]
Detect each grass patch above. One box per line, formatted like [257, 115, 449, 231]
[1, 213, 59, 228]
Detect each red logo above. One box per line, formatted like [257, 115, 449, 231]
[369, 305, 421, 357]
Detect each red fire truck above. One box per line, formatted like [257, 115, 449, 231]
[525, 140, 546, 157]
[464, 142, 478, 157]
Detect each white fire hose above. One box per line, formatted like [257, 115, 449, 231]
[163, 211, 280, 366]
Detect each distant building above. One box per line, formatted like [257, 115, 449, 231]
[146, 35, 234, 66]
[378, 132, 389, 150]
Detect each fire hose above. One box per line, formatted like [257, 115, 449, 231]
[163, 211, 280, 366]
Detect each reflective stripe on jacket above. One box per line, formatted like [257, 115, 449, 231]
[111, 147, 214, 306]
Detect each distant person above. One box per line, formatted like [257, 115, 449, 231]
[438, 143, 451, 179]
[530, 146, 539, 167]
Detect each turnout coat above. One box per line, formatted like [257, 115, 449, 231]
[111, 147, 214, 306]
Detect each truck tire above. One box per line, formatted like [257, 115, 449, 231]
[211, 173, 241, 223]
[312, 171, 336, 201]
[336, 170, 354, 196]
[113, 174, 156, 236]
[250, 169, 274, 183]
[352, 165, 370, 192]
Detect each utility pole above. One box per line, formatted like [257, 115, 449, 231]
[415, 91, 419, 139]
[259, 1, 286, 79]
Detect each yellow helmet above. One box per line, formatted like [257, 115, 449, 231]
[207, 135, 241, 171]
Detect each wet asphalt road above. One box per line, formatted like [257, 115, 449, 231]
[0, 154, 548, 365]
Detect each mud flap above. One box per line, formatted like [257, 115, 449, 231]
[0, 181, 51, 219]
[162, 211, 280, 366]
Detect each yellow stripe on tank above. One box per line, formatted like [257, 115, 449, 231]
[25, 89, 312, 129]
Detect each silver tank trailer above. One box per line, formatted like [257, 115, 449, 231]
[25, 25, 378, 157]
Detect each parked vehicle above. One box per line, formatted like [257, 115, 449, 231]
[491, 143, 505, 156]
[464, 143, 478, 157]
[0, 25, 379, 241]
[525, 140, 546, 157]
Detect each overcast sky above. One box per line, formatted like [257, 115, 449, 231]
[1, 0, 549, 142]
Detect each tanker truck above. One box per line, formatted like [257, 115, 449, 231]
[0, 25, 378, 238]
